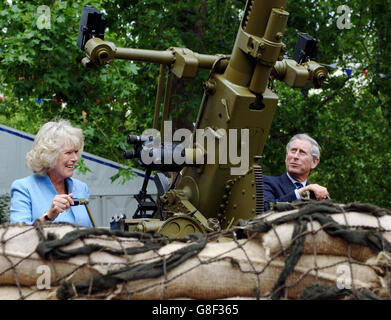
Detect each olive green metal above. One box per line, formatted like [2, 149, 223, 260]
[76, 198, 96, 227]
[153, 64, 165, 130]
[84, 38, 228, 78]
[224, 0, 288, 90]
[157, 215, 206, 238]
[122, 218, 163, 232]
[219, 168, 256, 228]
[249, 8, 289, 93]
[169, 48, 229, 78]
[272, 59, 328, 88]
[135, 219, 165, 233]
[115, 47, 175, 65]
[304, 60, 328, 88]
[122, 215, 207, 238]
[176, 0, 290, 227]
[80, 0, 328, 237]
[161, 69, 173, 138]
[157, 189, 213, 233]
[84, 37, 116, 66]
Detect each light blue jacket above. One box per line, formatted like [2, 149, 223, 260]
[10, 174, 93, 227]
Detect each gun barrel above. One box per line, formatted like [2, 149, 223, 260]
[194, 53, 228, 70]
[115, 47, 175, 65]
[116, 47, 227, 70]
[84, 37, 229, 76]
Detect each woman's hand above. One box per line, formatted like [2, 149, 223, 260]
[41, 193, 74, 221]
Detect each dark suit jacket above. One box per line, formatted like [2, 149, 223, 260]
[263, 173, 298, 211]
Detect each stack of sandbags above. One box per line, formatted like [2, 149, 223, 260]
[0, 202, 389, 300]
[0, 286, 55, 300]
[259, 205, 391, 262]
[97, 238, 383, 300]
[247, 201, 391, 298]
[0, 223, 156, 299]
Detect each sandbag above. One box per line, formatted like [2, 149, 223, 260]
[57, 241, 381, 300]
[282, 254, 381, 299]
[0, 223, 155, 287]
[0, 212, 388, 300]
[261, 207, 391, 230]
[0, 285, 57, 300]
[261, 220, 391, 262]
[254, 209, 391, 262]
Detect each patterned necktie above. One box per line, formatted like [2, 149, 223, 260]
[294, 182, 303, 189]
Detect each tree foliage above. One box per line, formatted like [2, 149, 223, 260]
[0, 0, 140, 169]
[0, 0, 390, 209]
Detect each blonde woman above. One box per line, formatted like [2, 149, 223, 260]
[10, 120, 93, 226]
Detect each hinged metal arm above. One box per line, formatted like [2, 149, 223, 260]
[82, 37, 229, 79]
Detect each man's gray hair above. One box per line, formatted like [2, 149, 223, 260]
[286, 133, 320, 159]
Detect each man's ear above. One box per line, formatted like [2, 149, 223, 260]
[311, 157, 320, 170]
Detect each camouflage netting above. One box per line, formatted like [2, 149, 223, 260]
[1, 200, 391, 300]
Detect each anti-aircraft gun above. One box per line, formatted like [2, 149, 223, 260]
[77, 1, 328, 237]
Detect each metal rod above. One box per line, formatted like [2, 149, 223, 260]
[83, 203, 97, 228]
[141, 168, 152, 194]
[153, 64, 166, 130]
[115, 47, 175, 65]
[115, 47, 226, 70]
[161, 68, 173, 138]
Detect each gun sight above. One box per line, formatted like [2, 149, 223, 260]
[77, 6, 106, 51]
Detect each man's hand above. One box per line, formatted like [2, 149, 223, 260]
[42, 193, 74, 221]
[298, 184, 329, 200]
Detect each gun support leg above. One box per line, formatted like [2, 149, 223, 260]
[153, 64, 166, 130]
[84, 203, 96, 228]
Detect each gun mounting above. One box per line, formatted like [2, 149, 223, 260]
[78, 0, 328, 238]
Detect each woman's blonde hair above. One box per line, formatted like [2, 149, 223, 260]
[26, 119, 84, 175]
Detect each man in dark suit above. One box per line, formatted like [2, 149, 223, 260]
[263, 134, 329, 211]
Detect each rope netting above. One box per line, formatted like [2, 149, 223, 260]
[1, 200, 391, 300]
